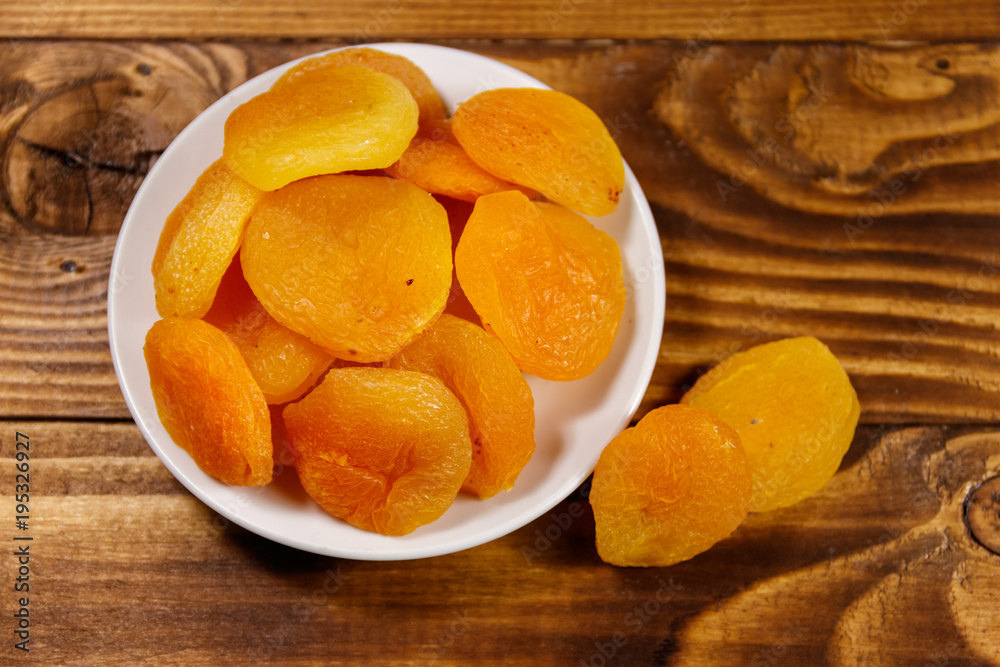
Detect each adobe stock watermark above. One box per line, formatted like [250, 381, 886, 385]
[578, 577, 684, 667]
[521, 479, 591, 563]
[667, 0, 752, 68]
[350, 0, 404, 44]
[749, 619, 808, 667]
[844, 133, 959, 243]
[887, 255, 999, 363]
[681, 289, 796, 394]
[418, 610, 472, 660]
[717, 85, 835, 202]
[209, 432, 299, 533]
[876, 0, 929, 39]
[750, 408, 851, 506]
[6, 0, 72, 54]
[245, 564, 351, 661]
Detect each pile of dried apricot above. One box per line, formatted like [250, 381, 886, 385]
[591, 336, 859, 567]
[144, 47, 628, 536]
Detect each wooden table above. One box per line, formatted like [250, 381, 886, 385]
[3, 2, 1000, 664]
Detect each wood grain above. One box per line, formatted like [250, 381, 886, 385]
[3, 0, 1000, 42]
[2, 41, 1000, 423]
[1, 421, 998, 664]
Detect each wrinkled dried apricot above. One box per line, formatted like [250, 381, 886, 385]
[275, 47, 444, 126]
[386, 120, 537, 202]
[241, 174, 452, 362]
[452, 88, 624, 216]
[152, 159, 262, 319]
[223, 65, 418, 190]
[590, 404, 751, 567]
[455, 190, 625, 381]
[389, 314, 535, 498]
[144, 317, 273, 486]
[284, 367, 472, 535]
[204, 254, 333, 404]
[681, 336, 860, 513]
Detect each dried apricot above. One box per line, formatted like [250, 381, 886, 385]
[452, 88, 624, 216]
[144, 317, 273, 486]
[681, 336, 860, 513]
[204, 254, 333, 404]
[240, 174, 452, 363]
[386, 119, 537, 202]
[223, 65, 418, 190]
[454, 190, 625, 381]
[152, 159, 262, 318]
[274, 47, 444, 126]
[590, 404, 751, 567]
[283, 367, 472, 535]
[388, 314, 535, 498]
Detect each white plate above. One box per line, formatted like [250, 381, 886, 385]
[108, 43, 665, 561]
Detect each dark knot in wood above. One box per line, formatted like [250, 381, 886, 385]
[965, 475, 1000, 556]
[1, 42, 249, 236]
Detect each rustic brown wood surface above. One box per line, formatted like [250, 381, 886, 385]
[1, 13, 999, 667]
[0, 422, 998, 665]
[4, 0, 1000, 41]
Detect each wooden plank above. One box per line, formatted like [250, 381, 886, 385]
[0, 420, 998, 663]
[2, 41, 1000, 422]
[2, 0, 1000, 41]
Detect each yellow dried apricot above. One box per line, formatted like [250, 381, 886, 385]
[241, 174, 452, 363]
[454, 190, 625, 381]
[389, 314, 535, 499]
[681, 336, 860, 513]
[590, 404, 751, 567]
[152, 159, 262, 318]
[204, 254, 333, 404]
[386, 120, 537, 202]
[452, 88, 624, 216]
[223, 65, 418, 190]
[284, 367, 472, 535]
[274, 47, 444, 126]
[144, 317, 273, 486]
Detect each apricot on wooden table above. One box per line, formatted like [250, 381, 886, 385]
[453, 88, 624, 216]
[274, 47, 445, 126]
[240, 174, 452, 363]
[389, 314, 535, 498]
[223, 65, 418, 190]
[144, 317, 273, 487]
[284, 367, 472, 535]
[681, 336, 860, 512]
[590, 404, 751, 567]
[152, 159, 262, 319]
[455, 190, 625, 381]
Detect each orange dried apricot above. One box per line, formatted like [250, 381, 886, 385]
[223, 65, 418, 190]
[144, 317, 273, 486]
[274, 47, 445, 126]
[452, 88, 624, 216]
[241, 174, 452, 362]
[590, 404, 751, 567]
[283, 367, 472, 535]
[204, 254, 333, 404]
[152, 159, 262, 318]
[389, 314, 535, 499]
[454, 190, 625, 381]
[681, 336, 860, 513]
[386, 120, 537, 203]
